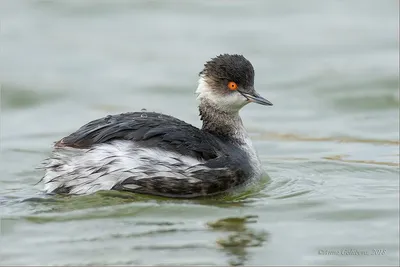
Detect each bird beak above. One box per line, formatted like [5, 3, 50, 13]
[239, 91, 273, 106]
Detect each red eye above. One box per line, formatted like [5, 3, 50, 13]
[228, 81, 238, 90]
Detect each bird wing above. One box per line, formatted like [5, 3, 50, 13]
[55, 112, 223, 161]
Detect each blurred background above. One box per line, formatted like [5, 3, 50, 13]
[0, 0, 399, 265]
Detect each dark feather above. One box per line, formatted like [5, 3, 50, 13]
[56, 112, 227, 161]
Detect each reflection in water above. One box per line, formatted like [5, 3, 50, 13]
[256, 131, 400, 145]
[266, 156, 399, 167]
[323, 154, 400, 167]
[207, 216, 268, 266]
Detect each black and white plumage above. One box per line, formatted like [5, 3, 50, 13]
[42, 54, 273, 198]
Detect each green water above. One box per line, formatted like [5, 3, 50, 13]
[1, 0, 399, 265]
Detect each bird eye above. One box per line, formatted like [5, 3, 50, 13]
[228, 81, 238, 90]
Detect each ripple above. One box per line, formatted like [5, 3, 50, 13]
[323, 154, 399, 167]
[309, 207, 396, 222]
[255, 131, 399, 146]
[261, 166, 322, 200]
[60, 228, 201, 244]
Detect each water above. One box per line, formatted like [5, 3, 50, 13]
[1, 0, 399, 265]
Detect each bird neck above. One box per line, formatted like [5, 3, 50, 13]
[199, 100, 247, 142]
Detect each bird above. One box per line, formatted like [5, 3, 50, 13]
[42, 54, 273, 198]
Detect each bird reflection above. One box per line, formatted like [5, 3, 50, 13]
[207, 215, 269, 266]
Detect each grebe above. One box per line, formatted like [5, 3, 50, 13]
[42, 54, 273, 198]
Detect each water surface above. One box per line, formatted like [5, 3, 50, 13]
[1, 0, 399, 265]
